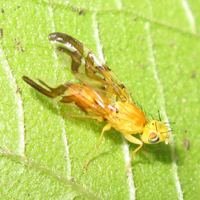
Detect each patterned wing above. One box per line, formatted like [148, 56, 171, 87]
[48, 32, 132, 102]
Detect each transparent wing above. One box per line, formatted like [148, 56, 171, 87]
[48, 32, 132, 103]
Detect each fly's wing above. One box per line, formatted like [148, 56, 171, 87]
[48, 32, 132, 103]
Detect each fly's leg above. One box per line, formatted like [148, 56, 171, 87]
[67, 113, 104, 122]
[84, 123, 112, 169]
[122, 133, 143, 172]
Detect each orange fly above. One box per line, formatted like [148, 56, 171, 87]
[22, 32, 170, 171]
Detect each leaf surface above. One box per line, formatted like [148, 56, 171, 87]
[0, 0, 199, 199]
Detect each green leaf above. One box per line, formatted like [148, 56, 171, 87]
[0, 0, 200, 199]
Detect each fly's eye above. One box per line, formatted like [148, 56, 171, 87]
[148, 132, 159, 143]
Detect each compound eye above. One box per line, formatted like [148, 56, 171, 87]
[148, 132, 159, 143]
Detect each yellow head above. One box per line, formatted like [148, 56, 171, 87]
[140, 120, 170, 144]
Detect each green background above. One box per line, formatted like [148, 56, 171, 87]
[0, 0, 199, 199]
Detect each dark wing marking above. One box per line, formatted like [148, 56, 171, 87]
[48, 32, 132, 102]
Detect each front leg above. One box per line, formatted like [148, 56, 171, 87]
[122, 133, 143, 172]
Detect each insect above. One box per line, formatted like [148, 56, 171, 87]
[22, 32, 170, 172]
